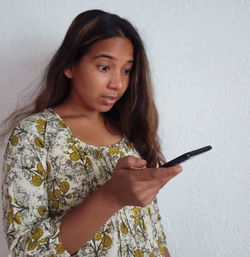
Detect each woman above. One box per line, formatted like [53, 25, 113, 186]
[1, 9, 182, 256]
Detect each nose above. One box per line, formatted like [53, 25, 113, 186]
[108, 71, 123, 90]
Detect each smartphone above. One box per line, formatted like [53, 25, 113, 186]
[159, 145, 212, 168]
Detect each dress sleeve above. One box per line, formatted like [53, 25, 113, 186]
[2, 120, 71, 257]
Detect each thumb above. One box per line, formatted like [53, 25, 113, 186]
[116, 155, 147, 169]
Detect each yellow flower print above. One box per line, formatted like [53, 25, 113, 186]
[156, 239, 167, 254]
[54, 189, 61, 198]
[31, 227, 44, 240]
[37, 163, 44, 172]
[7, 209, 13, 224]
[70, 152, 80, 161]
[55, 244, 65, 254]
[142, 220, 147, 231]
[58, 235, 62, 243]
[149, 253, 155, 257]
[157, 213, 161, 220]
[95, 149, 102, 159]
[7, 164, 11, 172]
[101, 235, 112, 247]
[126, 141, 132, 150]
[120, 151, 125, 157]
[36, 125, 44, 133]
[108, 147, 115, 154]
[133, 249, 143, 257]
[120, 222, 128, 234]
[67, 137, 73, 143]
[9, 195, 12, 203]
[66, 194, 72, 199]
[60, 181, 70, 193]
[36, 119, 46, 126]
[49, 255, 56, 257]
[107, 228, 111, 233]
[52, 200, 59, 209]
[72, 145, 78, 152]
[34, 137, 44, 148]
[80, 153, 86, 161]
[14, 213, 22, 224]
[46, 161, 51, 172]
[132, 207, 140, 217]
[32, 175, 42, 186]
[86, 157, 92, 167]
[147, 207, 152, 219]
[59, 120, 67, 128]
[159, 246, 167, 255]
[134, 217, 139, 225]
[38, 206, 47, 217]
[27, 241, 40, 251]
[10, 135, 19, 146]
[48, 191, 54, 200]
[94, 232, 102, 241]
[163, 232, 166, 241]
[108, 147, 119, 154]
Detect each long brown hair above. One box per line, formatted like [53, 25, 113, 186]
[0, 9, 166, 167]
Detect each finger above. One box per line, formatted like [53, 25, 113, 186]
[146, 173, 178, 189]
[116, 155, 147, 169]
[134, 165, 182, 181]
[155, 164, 183, 178]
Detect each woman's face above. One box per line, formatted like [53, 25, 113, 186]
[64, 37, 134, 114]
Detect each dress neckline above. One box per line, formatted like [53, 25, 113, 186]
[47, 108, 125, 149]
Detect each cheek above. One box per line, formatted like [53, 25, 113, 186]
[74, 68, 105, 90]
[122, 76, 130, 90]
[85, 66, 109, 85]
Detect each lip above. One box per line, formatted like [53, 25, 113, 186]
[101, 96, 119, 105]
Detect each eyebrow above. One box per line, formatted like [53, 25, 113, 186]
[94, 54, 134, 63]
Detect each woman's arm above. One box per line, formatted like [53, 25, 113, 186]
[2, 120, 72, 256]
[2, 118, 123, 256]
[60, 183, 121, 254]
[61, 154, 180, 255]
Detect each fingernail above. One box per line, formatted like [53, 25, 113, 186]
[176, 165, 182, 172]
[139, 159, 146, 165]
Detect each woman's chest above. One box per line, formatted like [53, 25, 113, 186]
[45, 133, 138, 214]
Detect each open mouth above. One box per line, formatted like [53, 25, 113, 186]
[101, 96, 118, 105]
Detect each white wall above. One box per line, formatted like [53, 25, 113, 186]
[1, 1, 249, 256]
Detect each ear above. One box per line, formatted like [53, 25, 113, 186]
[64, 67, 73, 79]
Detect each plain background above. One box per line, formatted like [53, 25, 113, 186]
[0, 1, 250, 256]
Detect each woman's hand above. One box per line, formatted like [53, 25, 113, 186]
[164, 248, 171, 257]
[102, 155, 183, 208]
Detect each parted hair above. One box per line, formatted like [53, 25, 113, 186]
[0, 9, 166, 167]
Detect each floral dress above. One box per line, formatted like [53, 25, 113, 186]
[2, 108, 168, 257]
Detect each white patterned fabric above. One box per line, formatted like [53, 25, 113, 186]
[2, 108, 168, 257]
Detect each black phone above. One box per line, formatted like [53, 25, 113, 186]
[159, 145, 212, 168]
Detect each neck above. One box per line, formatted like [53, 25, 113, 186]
[56, 98, 104, 124]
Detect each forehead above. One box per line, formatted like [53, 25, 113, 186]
[87, 37, 134, 60]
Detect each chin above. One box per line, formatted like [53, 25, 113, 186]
[101, 105, 115, 112]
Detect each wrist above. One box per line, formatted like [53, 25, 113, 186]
[100, 181, 123, 212]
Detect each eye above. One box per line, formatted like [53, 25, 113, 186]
[123, 68, 131, 75]
[98, 65, 110, 72]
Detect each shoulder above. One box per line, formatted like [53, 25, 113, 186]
[7, 108, 68, 151]
[8, 109, 49, 149]
[17, 109, 47, 129]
